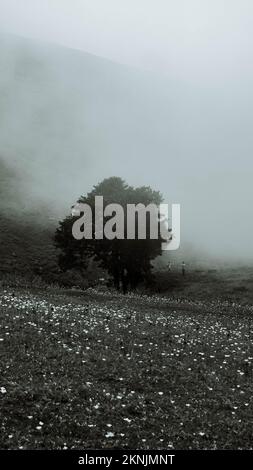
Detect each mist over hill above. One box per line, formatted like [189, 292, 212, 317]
[0, 159, 58, 277]
[1, 32, 177, 212]
[0, 32, 252, 265]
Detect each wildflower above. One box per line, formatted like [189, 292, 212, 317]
[123, 418, 132, 423]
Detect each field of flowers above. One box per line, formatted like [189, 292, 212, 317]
[0, 287, 252, 449]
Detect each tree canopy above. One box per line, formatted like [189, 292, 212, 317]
[55, 177, 168, 291]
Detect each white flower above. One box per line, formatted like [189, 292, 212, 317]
[123, 418, 132, 423]
[105, 432, 114, 438]
[0, 387, 7, 394]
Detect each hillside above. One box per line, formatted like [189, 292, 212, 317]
[0, 33, 174, 278]
[1, 285, 252, 449]
[0, 32, 178, 210]
[0, 159, 58, 279]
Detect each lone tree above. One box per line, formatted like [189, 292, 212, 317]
[55, 177, 169, 292]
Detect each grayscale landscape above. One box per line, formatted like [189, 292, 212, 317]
[0, 0, 252, 451]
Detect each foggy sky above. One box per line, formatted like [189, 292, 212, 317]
[0, 2, 253, 263]
[1, 0, 252, 81]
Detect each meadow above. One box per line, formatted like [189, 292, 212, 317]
[0, 283, 252, 449]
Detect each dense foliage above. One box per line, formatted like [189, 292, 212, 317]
[55, 177, 167, 291]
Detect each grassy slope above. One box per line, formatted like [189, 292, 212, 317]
[152, 268, 253, 304]
[0, 286, 252, 450]
[0, 212, 57, 277]
[0, 158, 58, 278]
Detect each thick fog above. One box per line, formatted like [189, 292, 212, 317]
[0, 1, 253, 263]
